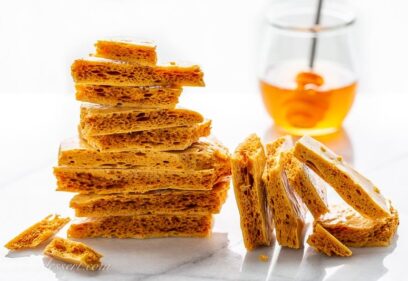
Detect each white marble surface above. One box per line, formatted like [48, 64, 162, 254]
[0, 92, 407, 281]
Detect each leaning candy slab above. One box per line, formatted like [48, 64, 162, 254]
[282, 151, 329, 219]
[231, 134, 274, 250]
[263, 136, 306, 249]
[294, 135, 391, 219]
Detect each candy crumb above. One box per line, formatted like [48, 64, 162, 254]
[259, 254, 269, 262]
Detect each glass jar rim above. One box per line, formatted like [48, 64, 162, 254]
[265, 1, 356, 33]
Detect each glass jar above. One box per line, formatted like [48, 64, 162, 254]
[258, 0, 357, 136]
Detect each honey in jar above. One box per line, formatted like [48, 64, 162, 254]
[260, 61, 357, 136]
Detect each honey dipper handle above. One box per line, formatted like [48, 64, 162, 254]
[309, 0, 324, 69]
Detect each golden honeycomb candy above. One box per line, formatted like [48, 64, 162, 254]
[95, 39, 157, 65]
[44, 237, 103, 270]
[67, 214, 213, 239]
[307, 223, 352, 257]
[231, 134, 274, 250]
[263, 136, 306, 249]
[72, 57, 204, 87]
[294, 135, 391, 219]
[80, 104, 204, 136]
[5, 215, 70, 251]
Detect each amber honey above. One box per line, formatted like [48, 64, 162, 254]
[260, 61, 357, 136]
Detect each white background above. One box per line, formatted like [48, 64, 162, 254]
[0, 0, 408, 97]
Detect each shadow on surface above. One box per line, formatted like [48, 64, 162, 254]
[6, 248, 43, 258]
[42, 233, 229, 280]
[294, 235, 398, 281]
[268, 245, 305, 281]
[241, 242, 276, 281]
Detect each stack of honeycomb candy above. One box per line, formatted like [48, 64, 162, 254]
[54, 39, 231, 239]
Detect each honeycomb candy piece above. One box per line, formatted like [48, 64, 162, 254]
[80, 104, 204, 136]
[294, 135, 391, 219]
[94, 39, 157, 65]
[71, 57, 205, 87]
[67, 214, 213, 239]
[58, 137, 231, 172]
[44, 237, 102, 270]
[307, 223, 352, 257]
[80, 120, 211, 152]
[282, 151, 329, 219]
[231, 134, 274, 250]
[75, 84, 182, 108]
[263, 136, 306, 249]
[317, 203, 399, 247]
[70, 181, 229, 217]
[5, 215, 70, 251]
[54, 166, 228, 194]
